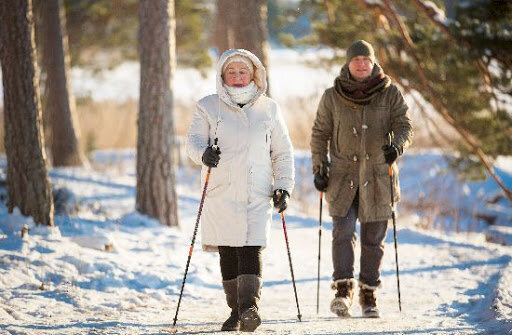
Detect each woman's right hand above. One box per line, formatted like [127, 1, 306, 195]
[273, 189, 290, 213]
[202, 145, 221, 167]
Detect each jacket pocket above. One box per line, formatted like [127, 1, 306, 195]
[263, 121, 272, 150]
[372, 163, 399, 207]
[264, 120, 272, 137]
[251, 120, 272, 151]
[202, 166, 231, 197]
[334, 121, 340, 154]
[250, 167, 273, 198]
[326, 169, 353, 203]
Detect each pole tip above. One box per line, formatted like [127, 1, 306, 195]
[298, 314, 302, 322]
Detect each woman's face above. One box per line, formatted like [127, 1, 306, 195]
[223, 62, 252, 87]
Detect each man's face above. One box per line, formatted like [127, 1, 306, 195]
[348, 56, 373, 81]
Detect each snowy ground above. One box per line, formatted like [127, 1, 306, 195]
[0, 151, 511, 334]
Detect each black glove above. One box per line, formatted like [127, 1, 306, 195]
[313, 163, 329, 192]
[382, 143, 399, 165]
[273, 189, 290, 213]
[314, 173, 328, 192]
[202, 145, 221, 167]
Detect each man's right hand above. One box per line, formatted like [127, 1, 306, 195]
[314, 172, 329, 192]
[202, 145, 221, 167]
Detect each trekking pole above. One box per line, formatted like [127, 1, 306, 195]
[316, 191, 323, 314]
[170, 139, 218, 333]
[280, 211, 302, 321]
[387, 133, 402, 312]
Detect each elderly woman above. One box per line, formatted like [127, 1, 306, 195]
[186, 49, 294, 332]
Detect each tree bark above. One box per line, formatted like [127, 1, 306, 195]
[0, 0, 54, 226]
[214, 0, 271, 95]
[38, 0, 85, 167]
[137, 0, 179, 227]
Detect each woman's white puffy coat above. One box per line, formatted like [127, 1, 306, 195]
[187, 49, 294, 251]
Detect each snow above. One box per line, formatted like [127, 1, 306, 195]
[398, 149, 512, 230]
[496, 157, 512, 175]
[0, 150, 511, 334]
[486, 226, 512, 246]
[421, 0, 451, 26]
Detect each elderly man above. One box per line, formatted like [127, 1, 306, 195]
[310, 40, 413, 318]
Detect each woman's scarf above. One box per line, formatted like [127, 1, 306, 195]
[334, 64, 391, 105]
[223, 81, 258, 105]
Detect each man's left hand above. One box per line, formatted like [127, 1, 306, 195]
[273, 189, 290, 213]
[382, 144, 399, 165]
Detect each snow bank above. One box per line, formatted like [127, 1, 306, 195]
[486, 226, 512, 246]
[493, 260, 512, 332]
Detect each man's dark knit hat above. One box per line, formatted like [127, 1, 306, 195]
[345, 40, 375, 65]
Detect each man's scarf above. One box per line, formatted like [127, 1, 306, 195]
[334, 64, 391, 105]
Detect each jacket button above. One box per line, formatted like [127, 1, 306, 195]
[366, 154, 370, 160]
[352, 127, 358, 136]
[362, 124, 368, 130]
[353, 155, 358, 162]
[363, 180, 369, 187]
[350, 180, 354, 189]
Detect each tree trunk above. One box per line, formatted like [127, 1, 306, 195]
[214, 0, 271, 95]
[137, 0, 179, 227]
[214, 0, 232, 54]
[38, 0, 85, 167]
[0, 0, 54, 226]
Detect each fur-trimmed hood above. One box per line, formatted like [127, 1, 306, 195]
[216, 49, 267, 108]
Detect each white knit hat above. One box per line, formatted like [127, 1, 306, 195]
[222, 55, 255, 76]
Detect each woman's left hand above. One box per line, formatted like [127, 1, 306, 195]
[273, 189, 290, 213]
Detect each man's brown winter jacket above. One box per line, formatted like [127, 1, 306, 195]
[311, 82, 413, 222]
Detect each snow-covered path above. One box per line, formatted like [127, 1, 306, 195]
[0, 158, 511, 334]
[170, 212, 512, 335]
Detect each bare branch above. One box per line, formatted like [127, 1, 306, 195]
[323, 0, 335, 24]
